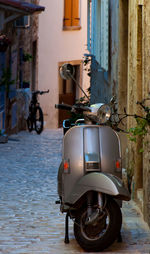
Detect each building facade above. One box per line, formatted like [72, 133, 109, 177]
[38, 0, 89, 128]
[88, 0, 150, 227]
[125, 0, 150, 227]
[0, 0, 44, 135]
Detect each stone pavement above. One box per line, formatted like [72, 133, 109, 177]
[0, 129, 149, 254]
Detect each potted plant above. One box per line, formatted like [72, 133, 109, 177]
[0, 68, 15, 93]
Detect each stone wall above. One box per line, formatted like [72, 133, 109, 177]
[18, 12, 39, 90]
[120, 0, 150, 227]
[142, 0, 150, 226]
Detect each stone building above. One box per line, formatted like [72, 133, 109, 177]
[125, 0, 149, 227]
[88, 0, 150, 227]
[0, 0, 45, 135]
[115, 0, 150, 227]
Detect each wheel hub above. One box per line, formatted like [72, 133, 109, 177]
[83, 210, 107, 238]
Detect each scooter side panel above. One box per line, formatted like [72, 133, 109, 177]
[63, 126, 84, 202]
[99, 127, 122, 178]
[65, 172, 131, 204]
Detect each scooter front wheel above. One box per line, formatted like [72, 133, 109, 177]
[74, 198, 122, 252]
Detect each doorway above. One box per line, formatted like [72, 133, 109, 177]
[32, 40, 37, 91]
[58, 61, 82, 127]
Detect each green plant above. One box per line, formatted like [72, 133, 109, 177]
[0, 68, 15, 92]
[75, 86, 91, 105]
[69, 87, 91, 124]
[128, 98, 150, 152]
[83, 55, 92, 77]
[23, 53, 32, 62]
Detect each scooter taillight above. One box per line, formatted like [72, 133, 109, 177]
[115, 159, 121, 172]
[63, 160, 70, 174]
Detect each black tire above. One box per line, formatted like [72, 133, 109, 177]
[74, 198, 122, 252]
[63, 127, 68, 135]
[27, 116, 33, 132]
[57, 161, 63, 198]
[35, 106, 43, 134]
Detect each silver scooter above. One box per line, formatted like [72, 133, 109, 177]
[55, 64, 130, 252]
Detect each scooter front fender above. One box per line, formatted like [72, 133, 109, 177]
[65, 172, 130, 204]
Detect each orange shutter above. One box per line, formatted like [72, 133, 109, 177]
[72, 0, 80, 26]
[64, 0, 72, 27]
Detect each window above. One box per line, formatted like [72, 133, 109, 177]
[63, 0, 81, 30]
[87, 0, 109, 71]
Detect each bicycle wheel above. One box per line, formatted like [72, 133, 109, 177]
[35, 106, 43, 134]
[27, 116, 33, 132]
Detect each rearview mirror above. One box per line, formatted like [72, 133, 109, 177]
[59, 63, 90, 102]
[59, 63, 75, 80]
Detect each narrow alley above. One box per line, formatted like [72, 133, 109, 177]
[0, 129, 149, 254]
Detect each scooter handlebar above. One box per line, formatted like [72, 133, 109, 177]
[55, 104, 91, 113]
[55, 104, 73, 111]
[39, 89, 49, 95]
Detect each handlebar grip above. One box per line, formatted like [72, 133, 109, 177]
[40, 89, 49, 95]
[55, 104, 72, 111]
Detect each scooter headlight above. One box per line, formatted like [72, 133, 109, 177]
[97, 104, 111, 124]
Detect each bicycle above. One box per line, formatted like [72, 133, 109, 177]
[27, 89, 49, 134]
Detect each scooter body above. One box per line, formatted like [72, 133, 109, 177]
[58, 124, 130, 208]
[56, 63, 130, 252]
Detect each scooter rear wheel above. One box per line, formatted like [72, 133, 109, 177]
[74, 198, 122, 252]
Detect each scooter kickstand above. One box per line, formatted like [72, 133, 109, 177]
[64, 212, 69, 244]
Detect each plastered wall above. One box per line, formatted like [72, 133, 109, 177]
[38, 0, 89, 128]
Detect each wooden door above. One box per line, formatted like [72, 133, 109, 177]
[59, 77, 76, 127]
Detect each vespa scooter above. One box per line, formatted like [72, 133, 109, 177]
[55, 64, 130, 252]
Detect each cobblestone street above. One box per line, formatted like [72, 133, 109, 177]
[0, 129, 150, 254]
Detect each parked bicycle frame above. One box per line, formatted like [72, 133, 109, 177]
[27, 90, 49, 134]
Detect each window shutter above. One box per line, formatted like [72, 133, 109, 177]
[90, 0, 109, 71]
[64, 0, 72, 27]
[72, 0, 80, 26]
[100, 0, 109, 71]
[87, 0, 91, 51]
[91, 0, 97, 55]
[95, 0, 101, 64]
